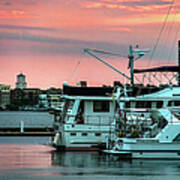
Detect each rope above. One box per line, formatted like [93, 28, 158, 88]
[168, 22, 180, 63]
[86, 48, 127, 58]
[67, 55, 83, 81]
[148, 0, 175, 67]
[166, 1, 178, 63]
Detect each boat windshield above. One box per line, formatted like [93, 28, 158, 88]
[66, 100, 74, 114]
[62, 99, 75, 116]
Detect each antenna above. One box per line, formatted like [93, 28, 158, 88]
[128, 45, 150, 85]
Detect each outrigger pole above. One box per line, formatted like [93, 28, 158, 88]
[84, 46, 149, 86]
[84, 48, 131, 81]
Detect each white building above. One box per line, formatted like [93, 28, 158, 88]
[16, 73, 27, 89]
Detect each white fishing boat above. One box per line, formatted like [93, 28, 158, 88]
[52, 84, 116, 150]
[103, 106, 180, 159]
[102, 39, 180, 159]
[103, 82, 180, 158]
[52, 0, 180, 152]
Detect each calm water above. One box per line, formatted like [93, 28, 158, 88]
[0, 112, 180, 180]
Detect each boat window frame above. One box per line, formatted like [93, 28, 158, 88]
[168, 100, 180, 107]
[70, 132, 77, 136]
[95, 133, 101, 136]
[93, 100, 110, 113]
[173, 134, 180, 142]
[81, 132, 88, 136]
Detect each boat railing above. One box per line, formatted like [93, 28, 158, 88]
[85, 115, 114, 126]
[122, 108, 150, 113]
[65, 114, 114, 126]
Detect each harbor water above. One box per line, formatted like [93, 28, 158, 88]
[0, 112, 180, 180]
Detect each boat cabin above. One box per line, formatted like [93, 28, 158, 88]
[55, 95, 115, 126]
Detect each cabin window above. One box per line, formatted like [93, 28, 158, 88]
[134, 101, 152, 108]
[82, 133, 88, 136]
[156, 101, 163, 108]
[174, 101, 180, 106]
[145, 101, 152, 108]
[168, 101, 173, 106]
[135, 101, 146, 108]
[173, 134, 180, 141]
[64, 100, 74, 114]
[168, 101, 180, 106]
[68, 100, 74, 110]
[124, 102, 130, 108]
[95, 133, 101, 136]
[70, 133, 76, 136]
[93, 101, 110, 112]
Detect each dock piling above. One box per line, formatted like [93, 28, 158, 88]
[20, 120, 24, 133]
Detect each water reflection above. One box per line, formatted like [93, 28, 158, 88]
[52, 151, 126, 168]
[0, 144, 55, 170]
[51, 151, 180, 176]
[1, 144, 180, 179]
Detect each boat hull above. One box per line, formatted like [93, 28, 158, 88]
[54, 144, 105, 151]
[103, 149, 180, 159]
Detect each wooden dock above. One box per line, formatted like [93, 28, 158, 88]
[0, 127, 55, 136]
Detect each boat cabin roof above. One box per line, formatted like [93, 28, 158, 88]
[120, 87, 180, 101]
[62, 95, 113, 101]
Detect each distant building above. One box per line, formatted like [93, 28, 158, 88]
[39, 94, 48, 109]
[46, 87, 62, 95]
[16, 73, 27, 89]
[11, 88, 41, 107]
[0, 84, 11, 109]
[10, 74, 62, 110]
[39, 88, 62, 110]
[38, 94, 62, 110]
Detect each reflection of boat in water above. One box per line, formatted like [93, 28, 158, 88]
[51, 150, 180, 175]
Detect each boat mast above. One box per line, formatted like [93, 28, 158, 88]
[129, 45, 134, 86]
[178, 40, 180, 86]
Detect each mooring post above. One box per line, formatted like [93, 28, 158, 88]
[20, 120, 24, 133]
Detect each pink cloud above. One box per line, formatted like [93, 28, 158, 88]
[105, 26, 131, 32]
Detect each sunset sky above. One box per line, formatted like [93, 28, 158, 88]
[0, 0, 180, 89]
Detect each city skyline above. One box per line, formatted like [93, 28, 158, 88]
[0, 0, 180, 88]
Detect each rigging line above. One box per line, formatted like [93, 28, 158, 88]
[148, 0, 175, 67]
[169, 73, 177, 82]
[142, 73, 146, 84]
[147, 72, 153, 84]
[85, 48, 127, 58]
[152, 73, 162, 84]
[161, 3, 177, 64]
[168, 23, 180, 63]
[68, 55, 83, 81]
[163, 72, 176, 84]
[166, 1, 178, 64]
[134, 75, 143, 84]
